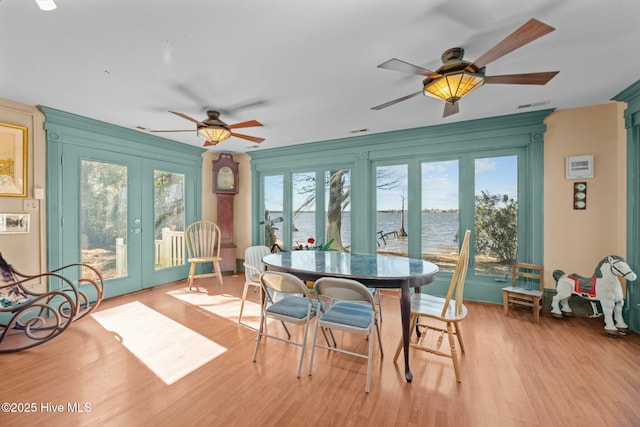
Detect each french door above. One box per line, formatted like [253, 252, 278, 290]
[59, 145, 195, 298]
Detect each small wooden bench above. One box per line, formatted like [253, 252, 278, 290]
[0, 253, 104, 352]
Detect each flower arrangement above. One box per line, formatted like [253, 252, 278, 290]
[294, 237, 334, 251]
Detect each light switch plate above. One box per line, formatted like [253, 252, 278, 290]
[23, 199, 39, 210]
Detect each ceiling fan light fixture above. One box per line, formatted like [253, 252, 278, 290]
[423, 71, 485, 103]
[197, 126, 231, 144]
[35, 0, 57, 11]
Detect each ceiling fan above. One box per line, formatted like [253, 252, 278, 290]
[372, 18, 559, 118]
[147, 110, 265, 146]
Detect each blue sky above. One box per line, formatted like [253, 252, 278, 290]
[264, 155, 518, 212]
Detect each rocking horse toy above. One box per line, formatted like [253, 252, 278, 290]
[551, 255, 637, 336]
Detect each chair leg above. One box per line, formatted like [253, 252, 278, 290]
[252, 312, 266, 362]
[281, 322, 291, 339]
[365, 327, 374, 393]
[308, 319, 321, 376]
[394, 313, 417, 362]
[447, 322, 461, 383]
[454, 322, 465, 353]
[502, 291, 509, 315]
[533, 296, 541, 322]
[375, 320, 384, 358]
[376, 289, 383, 322]
[187, 263, 197, 291]
[212, 260, 224, 286]
[238, 283, 250, 324]
[297, 318, 312, 378]
[320, 327, 336, 347]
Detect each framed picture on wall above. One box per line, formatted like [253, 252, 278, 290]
[0, 213, 30, 234]
[0, 122, 28, 197]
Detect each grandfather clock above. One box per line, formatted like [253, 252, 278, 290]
[213, 153, 239, 274]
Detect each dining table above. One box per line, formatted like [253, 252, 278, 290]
[262, 250, 439, 383]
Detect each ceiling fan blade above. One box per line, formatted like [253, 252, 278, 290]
[148, 129, 194, 133]
[443, 102, 459, 118]
[471, 18, 555, 69]
[485, 71, 559, 85]
[224, 99, 270, 115]
[228, 120, 263, 129]
[371, 91, 423, 110]
[169, 111, 205, 126]
[231, 132, 265, 143]
[377, 58, 441, 78]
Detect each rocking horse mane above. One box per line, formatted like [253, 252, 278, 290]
[552, 255, 624, 282]
[594, 255, 623, 278]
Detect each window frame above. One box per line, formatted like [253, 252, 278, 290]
[250, 111, 549, 304]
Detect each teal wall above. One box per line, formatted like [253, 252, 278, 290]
[249, 110, 552, 304]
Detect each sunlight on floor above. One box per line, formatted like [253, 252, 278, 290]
[167, 288, 266, 330]
[91, 301, 227, 385]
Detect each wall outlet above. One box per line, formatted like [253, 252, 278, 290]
[23, 199, 39, 210]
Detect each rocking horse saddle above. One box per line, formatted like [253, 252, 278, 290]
[553, 269, 596, 297]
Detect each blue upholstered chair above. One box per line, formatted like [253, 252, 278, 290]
[308, 277, 383, 393]
[252, 271, 320, 378]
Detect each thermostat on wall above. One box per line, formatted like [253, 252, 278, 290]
[566, 155, 594, 179]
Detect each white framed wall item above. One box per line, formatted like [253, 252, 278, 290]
[0, 213, 30, 233]
[566, 155, 594, 179]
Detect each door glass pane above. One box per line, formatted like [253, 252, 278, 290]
[292, 172, 316, 250]
[376, 165, 408, 256]
[474, 155, 518, 276]
[264, 175, 283, 251]
[421, 160, 459, 272]
[325, 169, 350, 251]
[154, 170, 185, 270]
[81, 160, 128, 280]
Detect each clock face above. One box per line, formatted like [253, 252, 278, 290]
[217, 166, 235, 190]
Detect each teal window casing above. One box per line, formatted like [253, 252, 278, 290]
[249, 110, 551, 304]
[40, 106, 204, 285]
[612, 79, 640, 332]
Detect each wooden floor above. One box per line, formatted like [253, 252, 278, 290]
[2, 274, 640, 427]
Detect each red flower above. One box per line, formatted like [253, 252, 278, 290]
[307, 237, 315, 244]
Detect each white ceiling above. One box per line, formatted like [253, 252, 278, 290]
[1, 0, 639, 154]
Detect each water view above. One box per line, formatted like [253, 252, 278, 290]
[278, 210, 459, 254]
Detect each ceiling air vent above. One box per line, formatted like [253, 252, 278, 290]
[517, 100, 550, 109]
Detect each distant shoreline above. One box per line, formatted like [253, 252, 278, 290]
[268, 210, 459, 213]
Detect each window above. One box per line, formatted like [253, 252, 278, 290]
[263, 174, 284, 251]
[250, 111, 547, 304]
[81, 160, 128, 280]
[421, 160, 459, 272]
[292, 172, 316, 249]
[474, 156, 518, 276]
[325, 169, 351, 251]
[154, 170, 185, 270]
[376, 164, 408, 256]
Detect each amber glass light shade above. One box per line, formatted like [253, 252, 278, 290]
[424, 71, 485, 102]
[197, 126, 231, 144]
